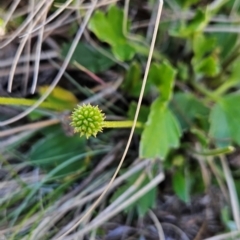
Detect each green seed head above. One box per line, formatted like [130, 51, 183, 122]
[70, 104, 105, 138]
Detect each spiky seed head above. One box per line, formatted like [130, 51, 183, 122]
[70, 104, 105, 138]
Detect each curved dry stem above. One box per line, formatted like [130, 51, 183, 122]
[19, 0, 74, 38]
[161, 223, 190, 240]
[0, 0, 46, 49]
[55, 1, 164, 238]
[31, 2, 50, 94]
[149, 210, 165, 240]
[204, 230, 240, 240]
[3, 0, 21, 28]
[207, 157, 229, 202]
[208, 0, 229, 11]
[7, 0, 53, 92]
[27, 10, 75, 39]
[22, 0, 35, 95]
[220, 155, 240, 230]
[230, 0, 240, 16]
[54, 0, 120, 10]
[94, 172, 146, 220]
[204, 26, 240, 33]
[0, 50, 58, 68]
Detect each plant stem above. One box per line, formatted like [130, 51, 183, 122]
[191, 81, 220, 102]
[0, 97, 67, 110]
[193, 146, 235, 156]
[103, 121, 143, 129]
[215, 80, 239, 96]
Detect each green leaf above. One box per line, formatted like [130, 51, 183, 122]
[193, 34, 216, 60]
[194, 55, 220, 77]
[140, 98, 181, 159]
[222, 95, 240, 145]
[137, 177, 156, 216]
[148, 62, 177, 103]
[209, 103, 231, 147]
[112, 43, 135, 61]
[170, 93, 209, 131]
[173, 170, 190, 203]
[88, 6, 124, 45]
[209, 94, 240, 146]
[28, 126, 86, 175]
[88, 5, 135, 61]
[230, 58, 240, 83]
[61, 42, 115, 73]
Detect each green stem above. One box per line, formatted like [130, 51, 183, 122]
[214, 80, 239, 96]
[0, 97, 66, 110]
[193, 146, 235, 157]
[103, 121, 143, 128]
[191, 81, 220, 102]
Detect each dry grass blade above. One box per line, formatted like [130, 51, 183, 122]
[162, 223, 190, 240]
[230, 0, 240, 15]
[204, 230, 240, 240]
[60, 171, 165, 239]
[220, 155, 240, 230]
[208, 0, 229, 11]
[0, 119, 59, 138]
[0, 50, 58, 68]
[20, 0, 74, 38]
[24, 160, 151, 239]
[22, 0, 34, 95]
[0, 131, 33, 149]
[207, 157, 229, 202]
[56, 142, 124, 205]
[194, 143, 211, 189]
[2, 0, 21, 29]
[0, 0, 46, 49]
[0, 63, 54, 78]
[0, 174, 45, 194]
[94, 172, 146, 220]
[149, 210, 165, 240]
[0, 0, 96, 126]
[31, 1, 50, 94]
[205, 26, 240, 33]
[7, 0, 52, 92]
[55, 0, 120, 10]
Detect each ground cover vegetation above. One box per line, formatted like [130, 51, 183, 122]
[0, 0, 240, 239]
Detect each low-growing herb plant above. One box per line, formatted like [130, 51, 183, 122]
[68, 3, 240, 213]
[70, 103, 143, 138]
